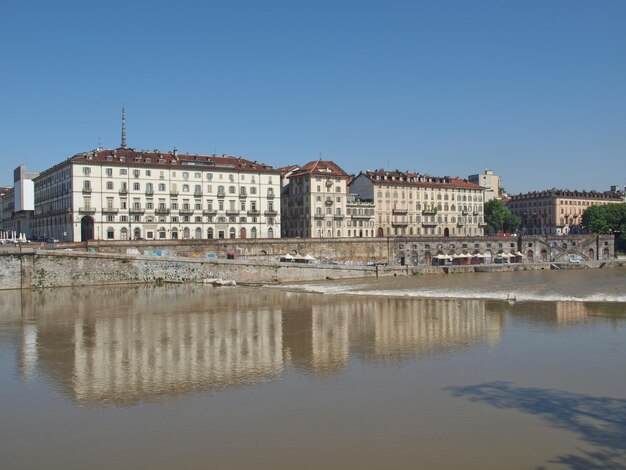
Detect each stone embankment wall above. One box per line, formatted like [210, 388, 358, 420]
[0, 234, 617, 290]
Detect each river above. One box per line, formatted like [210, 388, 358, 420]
[1, 269, 625, 469]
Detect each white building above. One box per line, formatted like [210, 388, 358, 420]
[31, 148, 282, 242]
[468, 169, 501, 201]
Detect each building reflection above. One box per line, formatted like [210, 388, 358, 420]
[0, 285, 516, 405]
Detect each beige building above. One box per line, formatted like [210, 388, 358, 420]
[281, 160, 349, 238]
[31, 148, 282, 242]
[349, 170, 486, 237]
[468, 169, 501, 201]
[506, 188, 624, 235]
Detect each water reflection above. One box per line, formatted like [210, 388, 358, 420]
[1, 285, 511, 405]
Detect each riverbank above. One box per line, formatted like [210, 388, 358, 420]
[0, 247, 624, 290]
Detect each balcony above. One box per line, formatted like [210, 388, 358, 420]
[155, 208, 170, 215]
[264, 210, 278, 216]
[266, 192, 275, 199]
[392, 208, 408, 215]
[194, 190, 203, 197]
[78, 207, 96, 214]
[392, 220, 408, 227]
[457, 221, 465, 227]
[179, 208, 194, 215]
[422, 208, 437, 215]
[334, 214, 344, 220]
[82, 187, 92, 194]
[351, 213, 372, 219]
[217, 191, 226, 198]
[203, 210, 217, 216]
[462, 210, 469, 216]
[170, 190, 179, 196]
[145, 189, 154, 196]
[119, 188, 128, 195]
[102, 207, 119, 214]
[247, 209, 260, 216]
[325, 199, 333, 206]
[238, 192, 247, 199]
[422, 221, 438, 227]
[129, 207, 145, 214]
[314, 213, 325, 219]
[226, 210, 240, 216]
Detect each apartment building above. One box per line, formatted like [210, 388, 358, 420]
[281, 160, 349, 238]
[31, 148, 281, 241]
[349, 170, 486, 237]
[468, 169, 501, 201]
[506, 188, 624, 235]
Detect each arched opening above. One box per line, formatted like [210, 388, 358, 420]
[444, 227, 450, 238]
[587, 248, 594, 260]
[80, 216, 94, 241]
[540, 249, 548, 262]
[158, 227, 166, 239]
[207, 228, 214, 239]
[377, 227, 384, 237]
[120, 227, 128, 241]
[133, 228, 142, 240]
[423, 251, 432, 265]
[183, 227, 190, 239]
[171, 228, 178, 239]
[267, 227, 274, 238]
[106, 227, 115, 240]
[602, 248, 609, 260]
[251, 227, 257, 238]
[526, 249, 534, 262]
[195, 227, 202, 239]
[240, 227, 247, 239]
[229, 228, 236, 239]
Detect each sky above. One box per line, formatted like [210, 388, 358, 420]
[1, 0, 625, 194]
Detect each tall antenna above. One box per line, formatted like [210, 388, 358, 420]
[121, 106, 127, 149]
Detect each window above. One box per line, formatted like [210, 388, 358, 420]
[120, 169, 127, 175]
[183, 184, 190, 192]
[106, 181, 113, 190]
[133, 182, 140, 191]
[133, 169, 140, 178]
[106, 168, 113, 177]
[83, 167, 91, 175]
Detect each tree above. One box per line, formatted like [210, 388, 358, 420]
[582, 203, 626, 252]
[484, 199, 520, 234]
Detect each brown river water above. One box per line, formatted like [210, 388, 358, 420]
[1, 269, 625, 469]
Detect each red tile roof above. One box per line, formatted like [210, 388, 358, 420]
[67, 148, 280, 174]
[288, 160, 348, 178]
[358, 170, 482, 190]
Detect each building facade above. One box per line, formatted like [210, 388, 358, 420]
[31, 148, 281, 242]
[506, 188, 624, 235]
[0, 166, 38, 239]
[468, 169, 501, 201]
[349, 170, 486, 237]
[281, 160, 349, 238]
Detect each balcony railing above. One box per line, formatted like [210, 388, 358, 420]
[78, 207, 96, 214]
[266, 192, 275, 199]
[392, 208, 408, 215]
[238, 192, 247, 198]
[264, 210, 278, 216]
[119, 188, 128, 195]
[155, 208, 170, 215]
[129, 207, 145, 214]
[422, 221, 438, 227]
[325, 199, 333, 205]
[203, 210, 217, 216]
[102, 207, 119, 214]
[392, 220, 408, 227]
[82, 187, 92, 194]
[170, 190, 179, 196]
[179, 208, 194, 215]
[334, 214, 344, 219]
[194, 190, 203, 196]
[217, 191, 226, 198]
[247, 209, 260, 216]
[145, 189, 154, 195]
[225, 210, 240, 216]
[422, 208, 437, 215]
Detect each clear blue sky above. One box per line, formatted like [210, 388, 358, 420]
[1, 0, 625, 194]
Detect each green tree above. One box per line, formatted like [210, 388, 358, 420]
[582, 203, 626, 252]
[484, 199, 520, 234]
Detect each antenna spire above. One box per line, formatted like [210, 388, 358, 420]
[121, 106, 127, 149]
